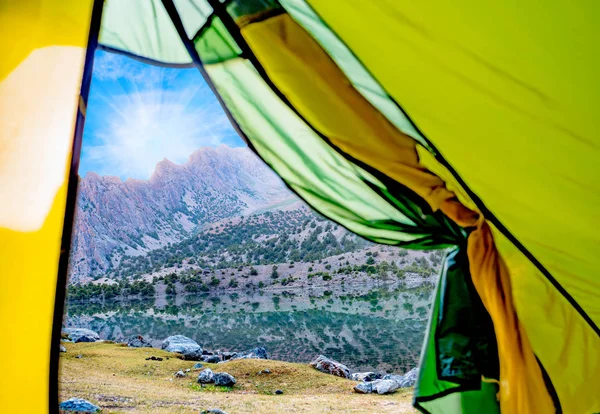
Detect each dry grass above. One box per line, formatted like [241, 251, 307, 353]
[59, 342, 417, 413]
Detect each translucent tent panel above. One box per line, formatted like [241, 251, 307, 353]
[205, 58, 452, 247]
[99, 0, 191, 65]
[279, 0, 427, 148]
[194, 16, 242, 64]
[173, 0, 213, 38]
[306, 0, 600, 331]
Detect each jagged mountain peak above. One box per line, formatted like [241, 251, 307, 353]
[69, 145, 294, 283]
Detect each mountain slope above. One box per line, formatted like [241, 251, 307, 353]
[69, 146, 292, 283]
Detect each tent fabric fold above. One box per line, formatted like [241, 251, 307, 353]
[1, 0, 598, 412]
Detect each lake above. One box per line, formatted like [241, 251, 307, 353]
[64, 283, 433, 374]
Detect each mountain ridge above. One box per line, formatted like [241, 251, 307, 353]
[69, 145, 293, 283]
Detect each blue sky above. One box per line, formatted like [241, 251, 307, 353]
[80, 50, 244, 180]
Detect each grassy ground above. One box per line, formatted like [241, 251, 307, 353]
[59, 342, 417, 413]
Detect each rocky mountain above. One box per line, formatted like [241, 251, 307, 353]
[69, 145, 292, 283]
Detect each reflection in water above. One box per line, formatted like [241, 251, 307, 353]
[65, 284, 433, 373]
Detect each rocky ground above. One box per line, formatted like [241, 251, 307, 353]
[59, 342, 417, 413]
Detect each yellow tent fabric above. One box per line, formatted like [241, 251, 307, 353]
[228, 10, 575, 411]
[307, 1, 600, 411]
[417, 149, 600, 414]
[306, 0, 600, 328]
[0, 0, 94, 411]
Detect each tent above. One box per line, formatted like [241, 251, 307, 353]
[1, 0, 599, 412]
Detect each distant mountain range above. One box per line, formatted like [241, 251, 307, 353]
[69, 146, 293, 283]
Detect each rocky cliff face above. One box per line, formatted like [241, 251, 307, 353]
[69, 146, 291, 283]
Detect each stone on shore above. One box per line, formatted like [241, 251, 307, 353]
[161, 335, 203, 360]
[62, 328, 100, 343]
[197, 368, 236, 386]
[373, 379, 401, 394]
[221, 347, 269, 362]
[127, 335, 153, 348]
[355, 368, 418, 395]
[353, 382, 373, 394]
[213, 372, 236, 387]
[353, 379, 400, 395]
[383, 367, 418, 388]
[197, 368, 214, 384]
[309, 355, 351, 379]
[174, 370, 186, 378]
[201, 355, 221, 363]
[232, 347, 269, 360]
[220, 351, 236, 361]
[60, 345, 67, 353]
[350, 372, 380, 382]
[200, 409, 229, 414]
[58, 398, 100, 412]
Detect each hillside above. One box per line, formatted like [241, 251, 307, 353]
[69, 146, 291, 283]
[70, 145, 443, 290]
[70, 202, 443, 291]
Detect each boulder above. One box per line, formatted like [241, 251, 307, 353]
[200, 409, 228, 414]
[350, 372, 380, 382]
[58, 398, 100, 412]
[174, 370, 186, 378]
[353, 379, 400, 395]
[373, 379, 401, 394]
[145, 356, 163, 361]
[383, 367, 418, 388]
[161, 335, 203, 360]
[353, 382, 373, 394]
[127, 335, 153, 348]
[231, 347, 268, 361]
[63, 328, 100, 343]
[198, 368, 214, 384]
[274, 389, 283, 395]
[381, 374, 403, 383]
[60, 345, 67, 353]
[309, 355, 351, 379]
[400, 368, 418, 388]
[213, 372, 236, 387]
[201, 355, 221, 363]
[220, 351, 236, 361]
[193, 362, 204, 369]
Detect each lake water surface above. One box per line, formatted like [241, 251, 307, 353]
[65, 283, 433, 374]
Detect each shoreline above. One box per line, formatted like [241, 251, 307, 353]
[59, 342, 417, 413]
[65, 278, 435, 306]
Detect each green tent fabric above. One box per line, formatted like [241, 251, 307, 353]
[2, 0, 598, 412]
[99, 0, 192, 65]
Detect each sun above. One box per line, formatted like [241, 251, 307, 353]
[80, 51, 237, 180]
